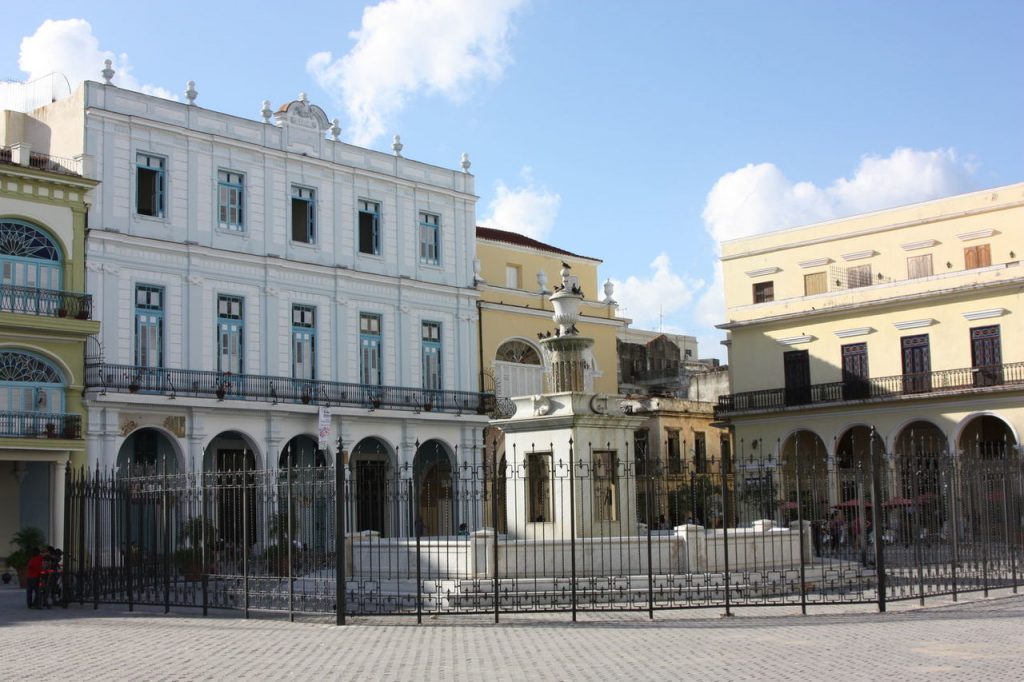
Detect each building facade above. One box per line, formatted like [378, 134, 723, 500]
[8, 78, 492, 538]
[716, 183, 1024, 515]
[0, 145, 98, 554]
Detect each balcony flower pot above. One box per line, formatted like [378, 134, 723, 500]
[423, 401, 433, 412]
[301, 393, 312, 405]
[45, 423, 57, 438]
[75, 309, 89, 320]
[128, 383, 140, 393]
[56, 308, 68, 318]
[371, 398, 381, 410]
[215, 387, 226, 401]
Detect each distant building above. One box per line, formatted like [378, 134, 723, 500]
[716, 183, 1023, 515]
[0, 146, 98, 554]
[3, 76, 493, 539]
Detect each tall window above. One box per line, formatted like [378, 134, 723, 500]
[667, 430, 682, 473]
[693, 432, 707, 474]
[218, 170, 244, 231]
[359, 313, 382, 385]
[847, 264, 872, 288]
[901, 334, 931, 394]
[783, 349, 811, 406]
[217, 295, 244, 374]
[505, 264, 522, 289]
[970, 325, 1002, 387]
[291, 185, 316, 244]
[527, 451, 552, 523]
[753, 280, 774, 303]
[593, 450, 618, 522]
[907, 254, 933, 279]
[964, 244, 992, 270]
[803, 272, 827, 296]
[358, 200, 381, 255]
[841, 342, 869, 400]
[421, 321, 441, 391]
[135, 285, 164, 368]
[136, 152, 166, 218]
[292, 305, 316, 380]
[418, 212, 440, 265]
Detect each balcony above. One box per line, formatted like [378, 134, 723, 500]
[0, 147, 83, 176]
[86, 363, 497, 416]
[0, 411, 82, 439]
[0, 284, 93, 319]
[716, 361, 1024, 417]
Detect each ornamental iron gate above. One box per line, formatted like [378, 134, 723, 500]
[64, 435, 1022, 623]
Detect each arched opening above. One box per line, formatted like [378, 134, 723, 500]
[0, 219, 64, 309]
[278, 435, 329, 553]
[957, 415, 1019, 543]
[779, 430, 829, 524]
[349, 437, 394, 536]
[203, 432, 258, 555]
[0, 350, 66, 422]
[893, 421, 948, 544]
[117, 428, 180, 474]
[834, 425, 885, 504]
[414, 439, 455, 536]
[493, 339, 544, 399]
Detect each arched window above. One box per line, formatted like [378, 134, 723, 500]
[494, 339, 544, 399]
[0, 350, 65, 413]
[0, 219, 63, 290]
[496, 340, 541, 365]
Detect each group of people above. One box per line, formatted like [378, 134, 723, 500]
[25, 545, 62, 609]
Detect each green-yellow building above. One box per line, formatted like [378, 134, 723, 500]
[0, 145, 98, 560]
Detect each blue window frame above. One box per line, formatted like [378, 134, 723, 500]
[292, 305, 316, 381]
[217, 295, 244, 374]
[419, 212, 440, 265]
[0, 350, 65, 413]
[359, 313, 382, 386]
[291, 185, 316, 244]
[135, 285, 164, 368]
[136, 152, 166, 218]
[421, 321, 441, 391]
[0, 220, 63, 314]
[358, 199, 380, 255]
[218, 170, 245, 231]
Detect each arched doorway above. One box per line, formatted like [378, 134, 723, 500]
[203, 432, 258, 555]
[493, 339, 544, 399]
[834, 425, 885, 503]
[414, 439, 455, 536]
[278, 435, 328, 552]
[958, 415, 1017, 461]
[349, 437, 394, 536]
[957, 415, 1019, 543]
[893, 421, 948, 544]
[117, 428, 180, 474]
[779, 430, 829, 524]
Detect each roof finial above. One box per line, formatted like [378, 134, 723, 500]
[260, 100, 272, 124]
[392, 134, 403, 157]
[185, 81, 198, 105]
[460, 152, 471, 173]
[330, 118, 342, 141]
[101, 59, 115, 85]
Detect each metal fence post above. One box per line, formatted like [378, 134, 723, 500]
[721, 468, 731, 618]
[568, 439, 577, 623]
[163, 454, 170, 614]
[62, 463, 71, 609]
[242, 451, 249, 620]
[869, 430, 886, 613]
[94, 464, 100, 611]
[948, 463, 959, 602]
[414, 474, 422, 625]
[645, 442, 655, 620]
[125, 465, 133, 612]
[201, 470, 209, 617]
[287, 449, 294, 623]
[796, 449, 807, 615]
[335, 436, 346, 626]
[491, 439, 500, 624]
[78, 465, 86, 606]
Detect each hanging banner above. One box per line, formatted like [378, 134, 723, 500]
[318, 406, 331, 450]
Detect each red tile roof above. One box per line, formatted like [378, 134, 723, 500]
[476, 226, 601, 262]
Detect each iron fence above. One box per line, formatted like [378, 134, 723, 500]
[64, 437, 1022, 623]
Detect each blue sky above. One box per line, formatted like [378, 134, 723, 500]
[4, 1, 1023, 359]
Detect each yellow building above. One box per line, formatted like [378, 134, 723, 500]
[475, 227, 626, 400]
[0, 148, 99, 556]
[717, 182, 1023, 513]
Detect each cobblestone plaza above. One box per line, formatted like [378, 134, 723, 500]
[3, 585, 1022, 680]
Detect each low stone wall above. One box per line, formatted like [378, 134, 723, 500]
[347, 521, 812, 579]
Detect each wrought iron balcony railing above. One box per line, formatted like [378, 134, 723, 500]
[86, 363, 497, 416]
[0, 284, 93, 319]
[716, 361, 1024, 417]
[0, 411, 82, 439]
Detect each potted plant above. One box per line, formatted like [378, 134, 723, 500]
[6, 527, 45, 588]
[56, 307, 68, 318]
[301, 391, 312, 405]
[75, 308, 90, 320]
[45, 423, 57, 438]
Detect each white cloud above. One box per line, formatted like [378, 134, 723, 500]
[612, 253, 704, 332]
[307, 0, 525, 146]
[478, 168, 561, 241]
[702, 147, 975, 243]
[2, 19, 174, 110]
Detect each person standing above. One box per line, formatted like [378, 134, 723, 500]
[25, 547, 43, 608]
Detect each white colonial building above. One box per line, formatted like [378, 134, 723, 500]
[10, 72, 491, 538]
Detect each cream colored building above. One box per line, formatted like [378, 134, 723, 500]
[475, 227, 626, 400]
[717, 183, 1023, 513]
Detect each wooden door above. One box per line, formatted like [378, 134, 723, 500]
[901, 335, 931, 394]
[841, 343, 869, 400]
[971, 325, 1002, 387]
[784, 350, 811, 406]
